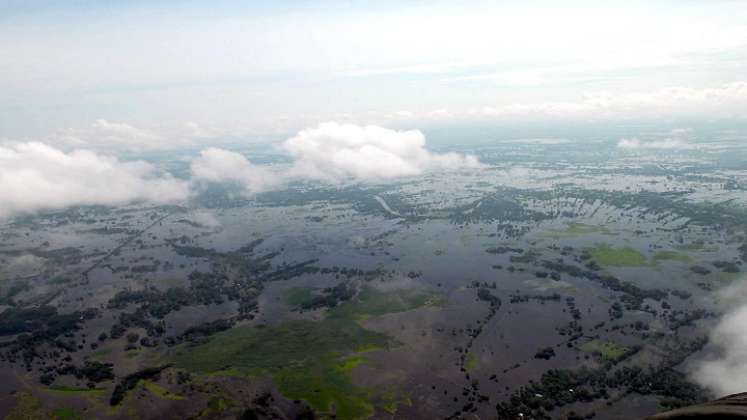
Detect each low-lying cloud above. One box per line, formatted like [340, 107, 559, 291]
[691, 277, 747, 397]
[472, 82, 747, 122]
[617, 128, 694, 151]
[283, 122, 480, 181]
[191, 122, 480, 192]
[0, 142, 189, 219]
[190, 147, 282, 193]
[617, 137, 689, 150]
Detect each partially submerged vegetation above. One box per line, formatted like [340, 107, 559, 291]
[173, 287, 434, 418]
[578, 339, 631, 362]
[589, 244, 647, 267]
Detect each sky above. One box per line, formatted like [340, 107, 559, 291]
[2, 0, 747, 142]
[2, 1, 747, 219]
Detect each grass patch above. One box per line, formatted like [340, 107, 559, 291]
[675, 240, 719, 252]
[89, 347, 112, 360]
[173, 318, 387, 419]
[652, 250, 693, 264]
[337, 356, 366, 374]
[53, 407, 80, 420]
[579, 339, 630, 361]
[378, 386, 411, 415]
[173, 287, 432, 419]
[172, 319, 390, 373]
[44, 385, 107, 397]
[6, 392, 51, 420]
[328, 287, 434, 322]
[142, 380, 185, 400]
[283, 287, 318, 307]
[589, 244, 647, 267]
[125, 349, 141, 359]
[539, 222, 612, 239]
[465, 352, 478, 371]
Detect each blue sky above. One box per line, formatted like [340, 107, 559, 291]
[2, 0, 747, 140]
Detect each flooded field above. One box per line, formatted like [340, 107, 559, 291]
[1, 137, 746, 419]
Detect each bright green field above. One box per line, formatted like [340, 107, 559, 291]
[579, 339, 630, 361]
[652, 250, 693, 264]
[43, 385, 107, 398]
[53, 407, 81, 420]
[142, 380, 185, 400]
[328, 287, 434, 321]
[675, 240, 719, 252]
[589, 244, 647, 267]
[465, 352, 478, 371]
[282, 286, 318, 306]
[173, 287, 433, 419]
[539, 222, 612, 239]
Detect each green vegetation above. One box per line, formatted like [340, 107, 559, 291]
[110, 365, 173, 406]
[207, 395, 232, 411]
[675, 240, 719, 252]
[5, 392, 52, 420]
[377, 386, 411, 415]
[125, 349, 141, 359]
[579, 339, 630, 361]
[174, 318, 386, 418]
[652, 250, 693, 264]
[89, 348, 112, 360]
[328, 287, 434, 322]
[337, 356, 366, 374]
[465, 352, 478, 371]
[44, 386, 107, 398]
[539, 222, 612, 239]
[52, 407, 80, 420]
[283, 287, 318, 306]
[142, 380, 185, 400]
[589, 244, 647, 267]
[173, 287, 433, 419]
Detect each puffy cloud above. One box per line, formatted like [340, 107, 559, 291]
[54, 119, 166, 152]
[617, 127, 695, 150]
[692, 278, 747, 397]
[282, 122, 480, 181]
[616, 137, 690, 150]
[50, 119, 248, 153]
[191, 122, 480, 192]
[0, 142, 189, 219]
[190, 147, 282, 193]
[191, 210, 221, 229]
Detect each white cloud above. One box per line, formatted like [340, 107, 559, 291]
[617, 127, 695, 150]
[467, 82, 747, 122]
[0, 142, 189, 219]
[282, 122, 480, 181]
[692, 277, 747, 397]
[53, 119, 166, 152]
[15, 82, 747, 156]
[617, 138, 643, 149]
[191, 122, 480, 192]
[190, 147, 282, 193]
[617, 137, 690, 150]
[50, 119, 247, 153]
[191, 210, 221, 229]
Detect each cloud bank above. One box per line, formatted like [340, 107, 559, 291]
[692, 277, 747, 397]
[458, 82, 747, 124]
[190, 147, 281, 193]
[617, 138, 689, 150]
[0, 123, 479, 218]
[283, 122, 480, 181]
[191, 122, 481, 192]
[0, 142, 189, 219]
[617, 128, 695, 151]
